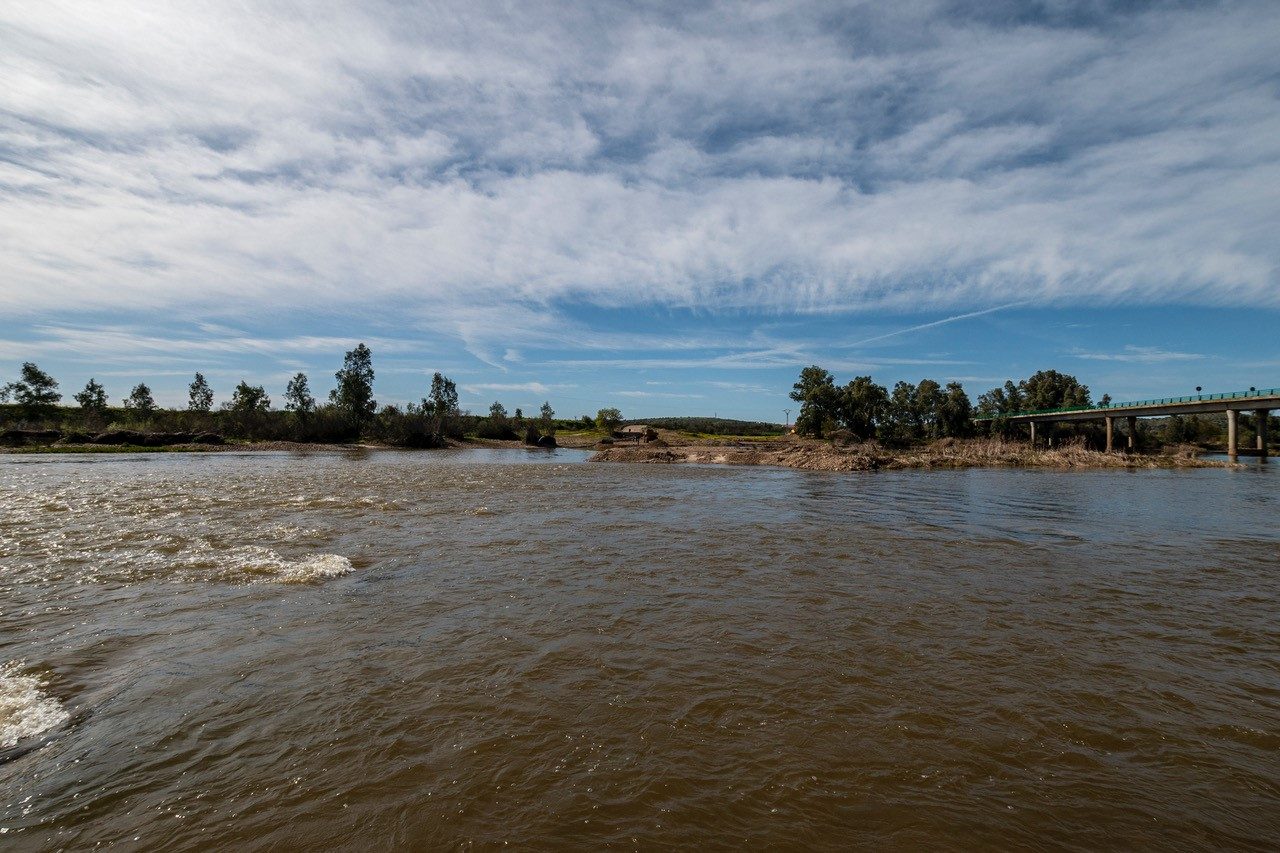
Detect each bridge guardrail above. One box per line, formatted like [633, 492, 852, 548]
[973, 387, 1280, 421]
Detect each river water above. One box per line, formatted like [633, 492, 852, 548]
[2, 449, 1277, 849]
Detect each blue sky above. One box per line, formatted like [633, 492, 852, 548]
[2, 1, 1278, 421]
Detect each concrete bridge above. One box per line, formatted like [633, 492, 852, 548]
[976, 387, 1279, 461]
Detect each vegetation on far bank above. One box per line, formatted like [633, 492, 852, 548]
[3, 352, 1269, 456]
[623, 416, 784, 437]
[787, 365, 1272, 452]
[0, 347, 628, 450]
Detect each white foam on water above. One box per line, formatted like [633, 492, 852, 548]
[212, 545, 354, 584]
[0, 663, 69, 749]
[259, 523, 323, 542]
[272, 553, 354, 584]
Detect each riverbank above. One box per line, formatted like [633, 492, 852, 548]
[2, 433, 1236, 469]
[0, 440, 369, 454]
[591, 437, 1232, 471]
[0, 437, 578, 455]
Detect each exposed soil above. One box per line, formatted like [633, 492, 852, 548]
[590, 436, 1232, 471]
[3, 432, 1235, 470]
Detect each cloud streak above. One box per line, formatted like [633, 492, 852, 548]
[1073, 345, 1207, 364]
[462, 382, 563, 395]
[616, 390, 706, 399]
[838, 303, 1027, 348]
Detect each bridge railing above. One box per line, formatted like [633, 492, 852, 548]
[974, 387, 1280, 421]
[1097, 387, 1280, 410]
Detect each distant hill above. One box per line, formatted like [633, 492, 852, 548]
[623, 416, 785, 436]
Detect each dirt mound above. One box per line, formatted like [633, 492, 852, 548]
[591, 438, 1229, 472]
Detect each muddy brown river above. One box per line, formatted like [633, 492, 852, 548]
[2, 449, 1277, 849]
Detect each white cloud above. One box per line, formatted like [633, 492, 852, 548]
[1073, 345, 1207, 364]
[707, 381, 774, 394]
[616, 390, 706, 399]
[0, 325, 418, 364]
[1, 0, 1278, 338]
[462, 381, 563, 394]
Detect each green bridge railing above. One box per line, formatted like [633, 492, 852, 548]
[974, 386, 1280, 421]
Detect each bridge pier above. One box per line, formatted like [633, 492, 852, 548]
[1257, 409, 1269, 462]
[1029, 420, 1036, 447]
[1127, 416, 1137, 451]
[1227, 409, 1238, 461]
[1105, 416, 1114, 453]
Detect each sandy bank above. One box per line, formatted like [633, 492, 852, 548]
[590, 437, 1231, 471]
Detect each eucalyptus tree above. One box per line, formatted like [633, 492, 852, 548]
[937, 382, 973, 438]
[215, 381, 268, 438]
[229, 381, 270, 412]
[979, 371, 1087, 438]
[1002, 380, 1024, 413]
[790, 365, 839, 437]
[5, 362, 61, 420]
[539, 401, 555, 435]
[838, 376, 889, 440]
[595, 407, 623, 435]
[1019, 370, 1090, 411]
[914, 379, 946, 439]
[330, 343, 376, 434]
[125, 383, 156, 415]
[886, 380, 918, 441]
[188, 372, 214, 412]
[284, 372, 315, 416]
[426, 372, 458, 438]
[74, 378, 109, 419]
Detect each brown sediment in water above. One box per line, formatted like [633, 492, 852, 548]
[591, 436, 1230, 471]
[3, 449, 1277, 848]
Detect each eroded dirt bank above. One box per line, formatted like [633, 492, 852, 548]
[591, 438, 1230, 471]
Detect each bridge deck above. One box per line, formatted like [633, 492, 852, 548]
[978, 390, 1280, 423]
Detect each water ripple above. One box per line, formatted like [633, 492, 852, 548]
[0, 449, 1277, 847]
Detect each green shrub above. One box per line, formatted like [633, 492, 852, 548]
[474, 418, 517, 440]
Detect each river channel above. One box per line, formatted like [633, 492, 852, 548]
[2, 449, 1277, 849]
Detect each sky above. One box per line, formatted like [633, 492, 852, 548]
[2, 0, 1278, 421]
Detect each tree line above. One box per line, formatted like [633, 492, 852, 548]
[0, 344, 575, 447]
[973, 369, 1093, 434]
[789, 364, 1252, 448]
[789, 366, 973, 442]
[969, 368, 1254, 447]
[628, 416, 784, 437]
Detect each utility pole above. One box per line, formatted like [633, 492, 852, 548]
[783, 408, 791, 429]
